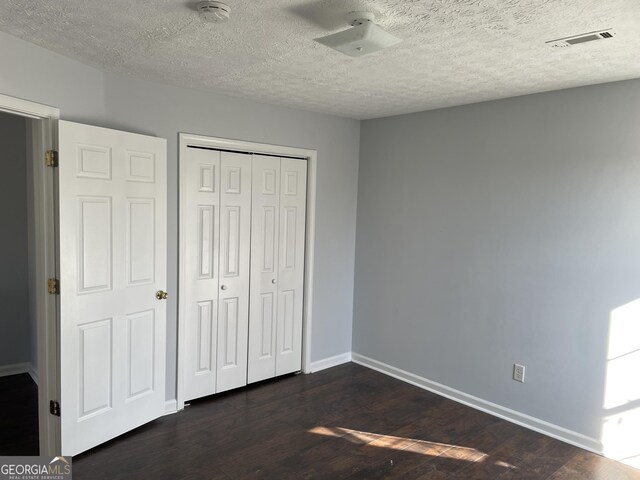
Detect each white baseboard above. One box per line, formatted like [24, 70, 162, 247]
[164, 399, 178, 415]
[310, 352, 352, 373]
[0, 362, 31, 378]
[28, 364, 38, 385]
[351, 352, 603, 455]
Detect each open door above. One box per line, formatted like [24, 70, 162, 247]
[58, 121, 167, 456]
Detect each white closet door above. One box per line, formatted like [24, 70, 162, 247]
[59, 121, 167, 456]
[276, 159, 307, 376]
[248, 156, 281, 383]
[216, 152, 252, 392]
[183, 148, 220, 401]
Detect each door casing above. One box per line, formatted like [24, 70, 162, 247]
[177, 133, 318, 411]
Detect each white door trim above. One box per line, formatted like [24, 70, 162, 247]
[0, 93, 60, 455]
[177, 133, 317, 411]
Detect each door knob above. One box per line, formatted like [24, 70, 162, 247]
[271, 279, 276, 284]
[221, 285, 227, 291]
[156, 290, 168, 300]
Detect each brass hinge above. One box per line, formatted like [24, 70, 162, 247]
[49, 400, 61, 417]
[45, 150, 58, 167]
[48, 278, 60, 295]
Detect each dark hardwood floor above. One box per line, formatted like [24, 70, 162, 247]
[70, 363, 639, 479]
[0, 373, 39, 455]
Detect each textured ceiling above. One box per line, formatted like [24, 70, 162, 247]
[1, 0, 639, 119]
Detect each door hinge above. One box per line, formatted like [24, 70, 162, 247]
[45, 150, 58, 167]
[48, 278, 60, 295]
[49, 400, 60, 417]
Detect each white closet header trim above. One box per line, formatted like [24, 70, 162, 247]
[187, 145, 308, 161]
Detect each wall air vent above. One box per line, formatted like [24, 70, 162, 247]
[546, 29, 616, 48]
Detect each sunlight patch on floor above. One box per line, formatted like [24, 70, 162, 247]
[308, 426, 515, 468]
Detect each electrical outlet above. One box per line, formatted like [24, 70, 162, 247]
[513, 364, 525, 383]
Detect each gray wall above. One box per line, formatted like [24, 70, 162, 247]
[0, 30, 359, 400]
[354, 78, 640, 443]
[0, 31, 105, 123]
[0, 111, 31, 367]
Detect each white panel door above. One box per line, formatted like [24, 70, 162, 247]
[182, 148, 221, 401]
[248, 155, 280, 383]
[276, 159, 307, 376]
[58, 121, 167, 456]
[216, 152, 252, 393]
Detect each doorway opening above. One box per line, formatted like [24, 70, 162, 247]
[0, 93, 59, 456]
[0, 110, 38, 454]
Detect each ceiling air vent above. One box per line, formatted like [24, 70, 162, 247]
[546, 29, 616, 48]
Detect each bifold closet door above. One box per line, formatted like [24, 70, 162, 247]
[248, 157, 307, 383]
[183, 148, 251, 401]
[248, 156, 281, 383]
[216, 152, 251, 393]
[183, 147, 220, 401]
[275, 159, 307, 376]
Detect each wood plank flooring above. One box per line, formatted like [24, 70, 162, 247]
[0, 373, 39, 455]
[67, 364, 640, 478]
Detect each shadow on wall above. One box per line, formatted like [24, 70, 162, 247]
[603, 300, 640, 468]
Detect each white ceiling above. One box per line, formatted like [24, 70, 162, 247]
[1, 0, 639, 119]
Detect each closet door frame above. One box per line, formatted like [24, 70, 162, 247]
[177, 133, 317, 411]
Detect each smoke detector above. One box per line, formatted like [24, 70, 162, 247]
[197, 1, 230, 23]
[315, 11, 402, 57]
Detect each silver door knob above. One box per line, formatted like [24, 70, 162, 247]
[156, 290, 168, 300]
[221, 285, 227, 290]
[271, 279, 276, 284]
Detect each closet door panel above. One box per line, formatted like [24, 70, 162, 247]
[276, 159, 307, 376]
[183, 149, 220, 401]
[248, 156, 280, 383]
[216, 152, 251, 393]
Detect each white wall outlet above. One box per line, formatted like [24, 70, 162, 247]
[513, 364, 525, 383]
